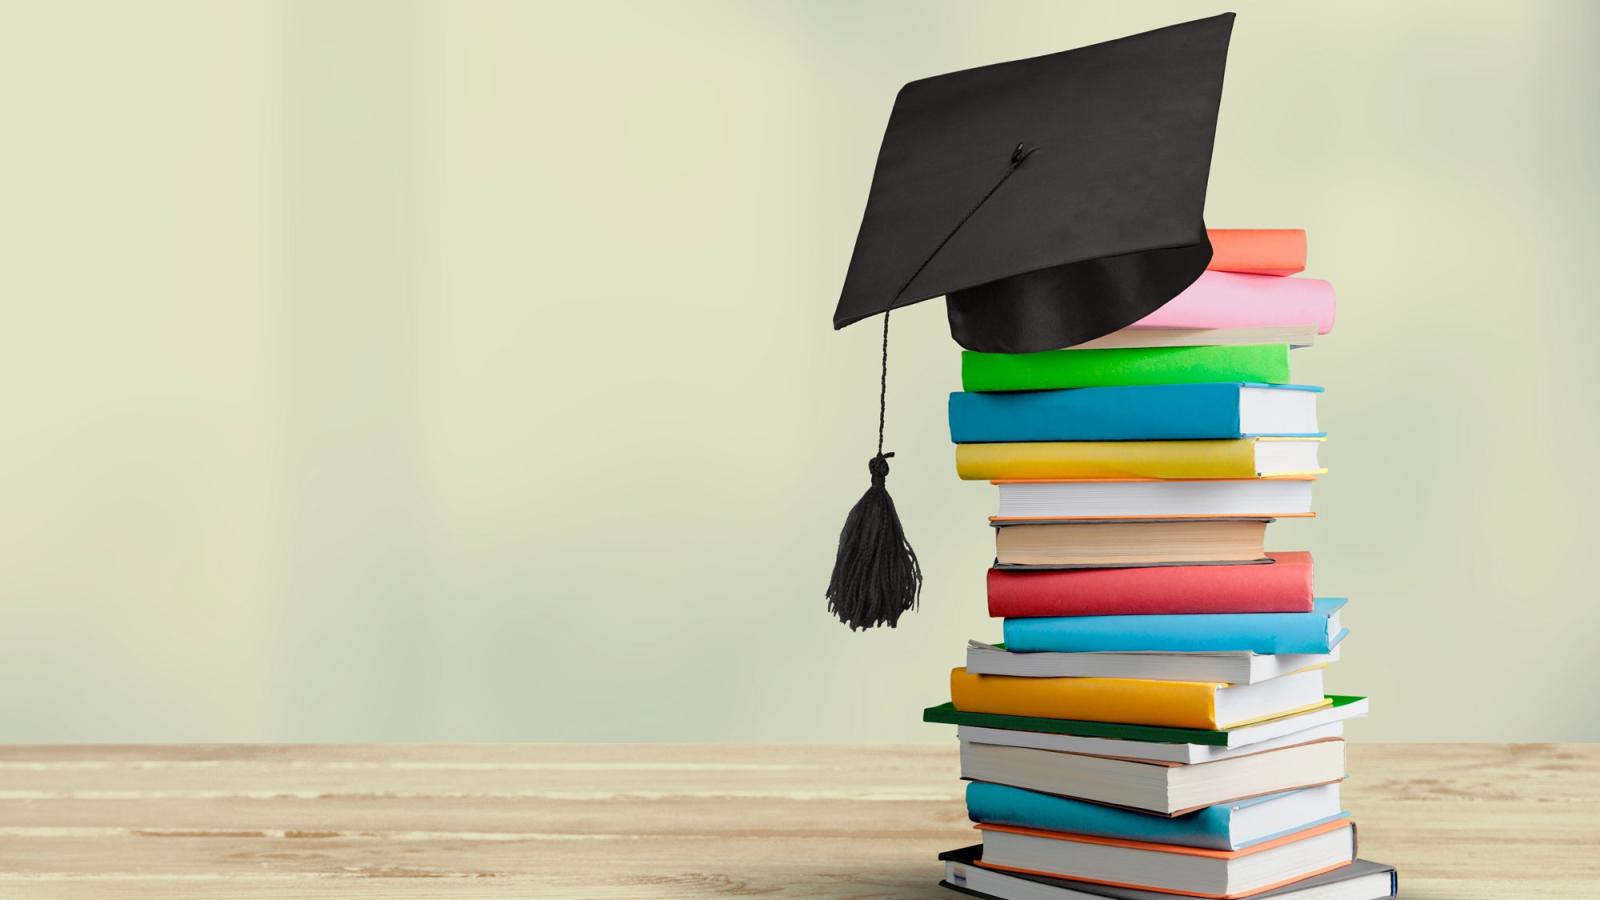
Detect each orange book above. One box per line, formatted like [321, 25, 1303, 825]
[976, 818, 1355, 899]
[1206, 229, 1307, 276]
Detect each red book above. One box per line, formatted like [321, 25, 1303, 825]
[988, 552, 1314, 618]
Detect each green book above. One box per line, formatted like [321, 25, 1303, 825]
[922, 695, 1366, 748]
[961, 343, 1291, 392]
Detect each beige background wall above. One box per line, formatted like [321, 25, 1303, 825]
[3, 0, 1596, 741]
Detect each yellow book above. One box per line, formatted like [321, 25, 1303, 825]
[949, 667, 1329, 730]
[954, 438, 1325, 481]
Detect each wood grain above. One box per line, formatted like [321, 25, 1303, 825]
[0, 743, 1593, 898]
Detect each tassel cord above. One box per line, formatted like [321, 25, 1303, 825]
[827, 143, 1034, 630]
[877, 310, 890, 459]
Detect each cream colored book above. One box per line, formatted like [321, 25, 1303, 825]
[960, 737, 1347, 815]
[1071, 324, 1318, 350]
[994, 518, 1269, 567]
[975, 818, 1355, 896]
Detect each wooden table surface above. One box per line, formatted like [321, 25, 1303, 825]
[0, 743, 1595, 898]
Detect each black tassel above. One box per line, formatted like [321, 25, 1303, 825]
[827, 311, 922, 630]
[825, 146, 1036, 629]
[827, 453, 922, 630]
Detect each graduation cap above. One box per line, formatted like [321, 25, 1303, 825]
[825, 14, 1235, 630]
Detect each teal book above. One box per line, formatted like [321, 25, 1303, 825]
[1003, 598, 1348, 655]
[948, 383, 1322, 443]
[961, 344, 1291, 392]
[965, 781, 1348, 851]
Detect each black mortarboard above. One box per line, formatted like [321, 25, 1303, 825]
[825, 15, 1236, 630]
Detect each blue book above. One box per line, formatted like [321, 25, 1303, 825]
[965, 781, 1349, 851]
[1003, 598, 1348, 654]
[948, 383, 1323, 443]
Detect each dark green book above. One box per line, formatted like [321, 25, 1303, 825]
[961, 343, 1291, 392]
[923, 695, 1366, 748]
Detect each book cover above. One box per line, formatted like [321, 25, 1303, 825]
[965, 782, 1348, 851]
[965, 641, 1339, 685]
[989, 552, 1314, 618]
[992, 478, 1315, 521]
[1070, 325, 1318, 352]
[952, 668, 1226, 729]
[956, 439, 1323, 481]
[994, 518, 1270, 568]
[974, 819, 1355, 899]
[961, 344, 1291, 393]
[924, 696, 1367, 749]
[956, 718, 1347, 765]
[950, 669, 1325, 730]
[937, 848, 1395, 900]
[948, 384, 1323, 443]
[1003, 598, 1348, 655]
[1130, 272, 1335, 334]
[1205, 229, 1306, 276]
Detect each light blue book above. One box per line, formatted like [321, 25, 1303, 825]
[965, 781, 1349, 851]
[948, 383, 1323, 443]
[1003, 598, 1348, 654]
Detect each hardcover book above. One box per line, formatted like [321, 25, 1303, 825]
[975, 819, 1353, 897]
[956, 438, 1324, 481]
[987, 552, 1314, 617]
[955, 718, 1348, 765]
[960, 738, 1346, 816]
[1068, 324, 1317, 351]
[949, 668, 1327, 731]
[949, 384, 1321, 444]
[994, 519, 1272, 568]
[961, 344, 1291, 393]
[993, 479, 1314, 520]
[1129, 271, 1336, 335]
[938, 848, 1396, 900]
[1204, 229, 1307, 276]
[966, 781, 1346, 851]
[1002, 598, 1349, 655]
[923, 696, 1370, 750]
[964, 641, 1338, 685]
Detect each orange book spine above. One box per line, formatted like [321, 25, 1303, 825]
[1206, 229, 1307, 276]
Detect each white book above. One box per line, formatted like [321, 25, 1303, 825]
[1069, 324, 1319, 351]
[973, 820, 1356, 898]
[941, 855, 1397, 900]
[996, 479, 1315, 520]
[956, 720, 1348, 765]
[965, 641, 1341, 684]
[959, 739, 1346, 815]
[1215, 669, 1326, 729]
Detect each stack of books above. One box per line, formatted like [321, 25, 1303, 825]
[927, 230, 1398, 900]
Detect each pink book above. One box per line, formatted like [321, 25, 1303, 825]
[1133, 271, 1336, 334]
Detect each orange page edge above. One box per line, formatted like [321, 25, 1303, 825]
[976, 818, 1351, 860]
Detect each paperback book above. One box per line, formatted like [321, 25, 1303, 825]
[1002, 599, 1349, 655]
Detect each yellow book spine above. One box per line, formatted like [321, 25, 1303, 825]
[950, 668, 1220, 730]
[954, 440, 1259, 481]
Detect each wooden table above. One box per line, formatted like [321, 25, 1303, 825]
[0, 743, 1595, 898]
